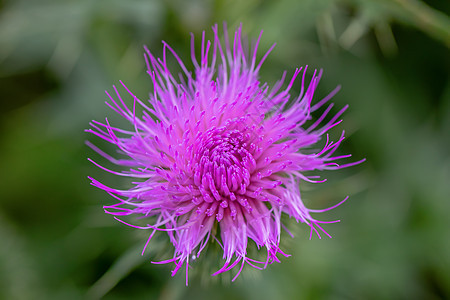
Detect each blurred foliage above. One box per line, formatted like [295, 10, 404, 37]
[0, 0, 449, 299]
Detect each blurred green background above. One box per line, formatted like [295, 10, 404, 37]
[0, 0, 449, 299]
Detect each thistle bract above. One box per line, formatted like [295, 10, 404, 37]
[87, 24, 364, 285]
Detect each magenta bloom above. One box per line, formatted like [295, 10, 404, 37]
[87, 24, 364, 284]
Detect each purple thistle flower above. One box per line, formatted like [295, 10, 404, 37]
[87, 24, 364, 285]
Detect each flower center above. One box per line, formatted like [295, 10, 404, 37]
[193, 127, 257, 215]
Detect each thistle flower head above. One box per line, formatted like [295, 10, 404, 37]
[87, 24, 364, 285]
